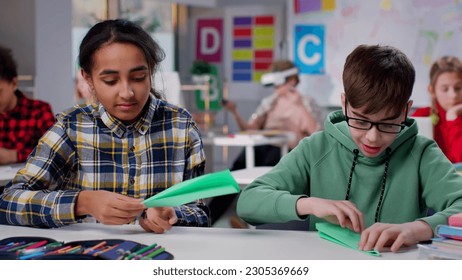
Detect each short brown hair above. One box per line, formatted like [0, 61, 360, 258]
[343, 44, 415, 117]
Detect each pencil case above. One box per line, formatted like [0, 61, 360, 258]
[0, 236, 61, 260]
[0, 237, 174, 260]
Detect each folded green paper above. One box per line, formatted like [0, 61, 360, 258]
[316, 222, 380, 257]
[142, 169, 240, 208]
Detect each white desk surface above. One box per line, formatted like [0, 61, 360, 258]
[0, 223, 418, 260]
[0, 163, 24, 186]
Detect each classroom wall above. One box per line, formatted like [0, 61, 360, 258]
[0, 0, 36, 78]
[0, 0, 74, 115]
[184, 2, 286, 129]
[35, 0, 73, 114]
[287, 0, 462, 107]
[183, 1, 287, 170]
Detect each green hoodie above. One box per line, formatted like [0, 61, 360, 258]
[237, 110, 462, 233]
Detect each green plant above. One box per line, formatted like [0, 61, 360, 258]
[189, 60, 212, 75]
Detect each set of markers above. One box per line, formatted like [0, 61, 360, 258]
[118, 242, 166, 260]
[0, 237, 174, 260]
[0, 238, 63, 260]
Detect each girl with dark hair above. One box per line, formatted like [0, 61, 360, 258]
[0, 19, 209, 233]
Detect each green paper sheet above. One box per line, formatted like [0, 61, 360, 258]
[142, 169, 240, 208]
[315, 222, 380, 257]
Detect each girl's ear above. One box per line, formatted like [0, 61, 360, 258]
[428, 84, 436, 98]
[81, 69, 94, 92]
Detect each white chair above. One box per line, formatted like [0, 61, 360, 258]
[413, 117, 433, 139]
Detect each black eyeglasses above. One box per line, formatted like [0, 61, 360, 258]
[344, 103, 406, 134]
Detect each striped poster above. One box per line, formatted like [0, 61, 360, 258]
[232, 15, 275, 83]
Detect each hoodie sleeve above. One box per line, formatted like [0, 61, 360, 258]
[417, 140, 462, 233]
[236, 139, 312, 225]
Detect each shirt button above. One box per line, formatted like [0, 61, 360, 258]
[129, 178, 135, 185]
[130, 146, 135, 152]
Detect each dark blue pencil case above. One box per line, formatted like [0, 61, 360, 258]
[0, 237, 174, 260]
[0, 236, 60, 260]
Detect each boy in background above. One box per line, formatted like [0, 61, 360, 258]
[237, 44, 462, 252]
[0, 45, 55, 165]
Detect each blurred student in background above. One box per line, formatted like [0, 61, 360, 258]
[209, 60, 325, 227]
[222, 60, 324, 169]
[0, 45, 55, 165]
[412, 56, 462, 163]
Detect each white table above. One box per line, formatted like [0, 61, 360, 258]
[0, 163, 24, 186]
[203, 133, 290, 169]
[231, 166, 272, 187]
[0, 223, 418, 260]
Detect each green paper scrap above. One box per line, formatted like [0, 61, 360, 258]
[315, 222, 380, 257]
[142, 169, 240, 208]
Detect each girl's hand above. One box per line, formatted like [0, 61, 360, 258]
[76, 190, 145, 225]
[446, 103, 462, 120]
[139, 207, 178, 234]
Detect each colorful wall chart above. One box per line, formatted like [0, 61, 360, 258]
[294, 0, 335, 14]
[232, 15, 275, 83]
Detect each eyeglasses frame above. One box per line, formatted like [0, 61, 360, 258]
[344, 101, 407, 134]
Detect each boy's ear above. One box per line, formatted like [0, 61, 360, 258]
[11, 77, 18, 90]
[341, 93, 346, 114]
[407, 100, 413, 114]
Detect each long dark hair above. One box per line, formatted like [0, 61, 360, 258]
[78, 19, 165, 99]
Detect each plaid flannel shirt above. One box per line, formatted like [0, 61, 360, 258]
[0, 96, 209, 228]
[0, 90, 55, 162]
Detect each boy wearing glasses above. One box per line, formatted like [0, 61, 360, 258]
[236, 44, 462, 253]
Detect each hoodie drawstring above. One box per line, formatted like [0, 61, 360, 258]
[345, 148, 391, 223]
[345, 149, 359, 200]
[375, 148, 391, 222]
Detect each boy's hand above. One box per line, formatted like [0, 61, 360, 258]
[139, 207, 178, 234]
[358, 221, 433, 252]
[221, 99, 237, 113]
[296, 197, 365, 233]
[0, 147, 18, 165]
[75, 190, 145, 225]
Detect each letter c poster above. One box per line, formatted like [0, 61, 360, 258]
[294, 25, 325, 74]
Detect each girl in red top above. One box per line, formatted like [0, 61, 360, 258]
[412, 56, 462, 163]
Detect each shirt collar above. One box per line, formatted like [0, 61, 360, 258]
[1, 90, 26, 118]
[95, 95, 158, 138]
